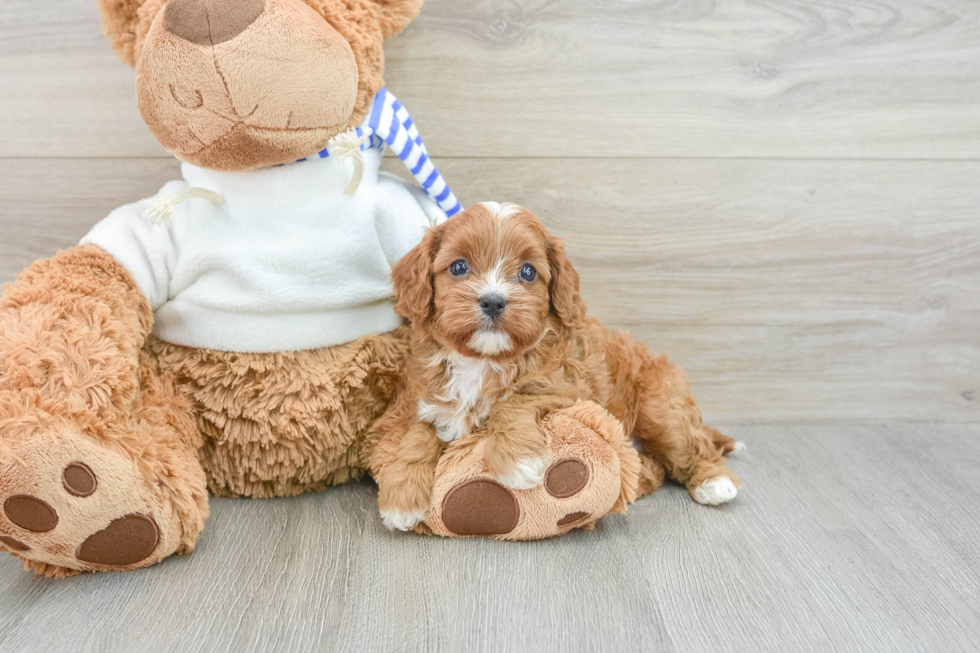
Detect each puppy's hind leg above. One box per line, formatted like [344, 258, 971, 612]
[627, 352, 742, 506]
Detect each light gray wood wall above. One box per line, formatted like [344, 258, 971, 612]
[1, 0, 978, 423]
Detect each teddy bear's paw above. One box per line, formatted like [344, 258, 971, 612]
[694, 476, 739, 506]
[380, 508, 428, 532]
[425, 401, 641, 540]
[0, 429, 185, 574]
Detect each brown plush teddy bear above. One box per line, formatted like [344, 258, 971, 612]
[0, 0, 650, 577]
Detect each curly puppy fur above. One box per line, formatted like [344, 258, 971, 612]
[371, 203, 740, 523]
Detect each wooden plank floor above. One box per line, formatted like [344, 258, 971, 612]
[0, 424, 978, 652]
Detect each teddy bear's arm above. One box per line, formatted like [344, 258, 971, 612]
[1, 182, 186, 422]
[0, 243, 153, 415]
[79, 181, 188, 312]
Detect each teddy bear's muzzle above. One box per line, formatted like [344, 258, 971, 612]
[135, 0, 359, 172]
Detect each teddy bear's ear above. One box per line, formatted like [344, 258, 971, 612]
[97, 0, 165, 67]
[372, 0, 423, 39]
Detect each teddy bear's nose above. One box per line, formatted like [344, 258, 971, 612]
[164, 0, 267, 45]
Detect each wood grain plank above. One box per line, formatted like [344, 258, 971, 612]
[6, 156, 975, 422]
[2, 0, 979, 159]
[390, 157, 980, 423]
[1, 425, 979, 652]
[333, 514, 673, 651]
[625, 423, 980, 652]
[0, 158, 181, 274]
[0, 488, 367, 652]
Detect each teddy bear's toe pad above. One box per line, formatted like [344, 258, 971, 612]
[557, 511, 589, 526]
[442, 479, 520, 536]
[63, 463, 98, 497]
[76, 514, 160, 566]
[0, 535, 30, 551]
[544, 459, 590, 498]
[4, 495, 59, 532]
[0, 430, 181, 572]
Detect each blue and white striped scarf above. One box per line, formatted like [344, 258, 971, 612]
[291, 89, 461, 218]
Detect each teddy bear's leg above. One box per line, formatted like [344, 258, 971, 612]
[0, 349, 209, 577]
[422, 401, 642, 540]
[0, 246, 208, 576]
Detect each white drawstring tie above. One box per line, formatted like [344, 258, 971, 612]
[328, 129, 370, 195]
[143, 188, 225, 225]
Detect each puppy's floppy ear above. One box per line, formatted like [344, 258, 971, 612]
[547, 236, 587, 328]
[372, 0, 424, 39]
[392, 226, 442, 325]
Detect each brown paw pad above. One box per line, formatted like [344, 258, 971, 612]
[557, 511, 589, 526]
[0, 535, 30, 552]
[3, 495, 58, 532]
[63, 462, 98, 497]
[442, 479, 520, 536]
[76, 513, 159, 567]
[545, 458, 590, 498]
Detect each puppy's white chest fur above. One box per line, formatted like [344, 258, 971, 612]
[418, 353, 505, 442]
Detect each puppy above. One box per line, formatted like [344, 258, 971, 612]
[371, 202, 742, 531]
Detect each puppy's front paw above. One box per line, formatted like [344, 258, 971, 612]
[495, 456, 547, 490]
[694, 476, 739, 506]
[380, 508, 428, 532]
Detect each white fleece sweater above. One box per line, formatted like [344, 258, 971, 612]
[81, 146, 443, 353]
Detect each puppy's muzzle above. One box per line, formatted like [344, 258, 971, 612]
[479, 294, 508, 320]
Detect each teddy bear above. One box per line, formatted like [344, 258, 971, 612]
[0, 0, 652, 577]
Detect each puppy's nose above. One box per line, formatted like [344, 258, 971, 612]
[164, 0, 266, 46]
[479, 295, 508, 319]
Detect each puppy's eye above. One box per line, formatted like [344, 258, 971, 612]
[450, 259, 468, 277]
[519, 263, 537, 282]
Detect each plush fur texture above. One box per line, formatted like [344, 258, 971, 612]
[0, 245, 411, 574]
[100, 0, 423, 170]
[0, 246, 208, 576]
[370, 203, 741, 529]
[137, 0, 360, 170]
[97, 0, 167, 67]
[1, 1, 645, 575]
[0, 244, 628, 570]
[147, 328, 409, 498]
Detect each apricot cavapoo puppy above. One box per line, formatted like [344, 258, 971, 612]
[373, 202, 742, 530]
